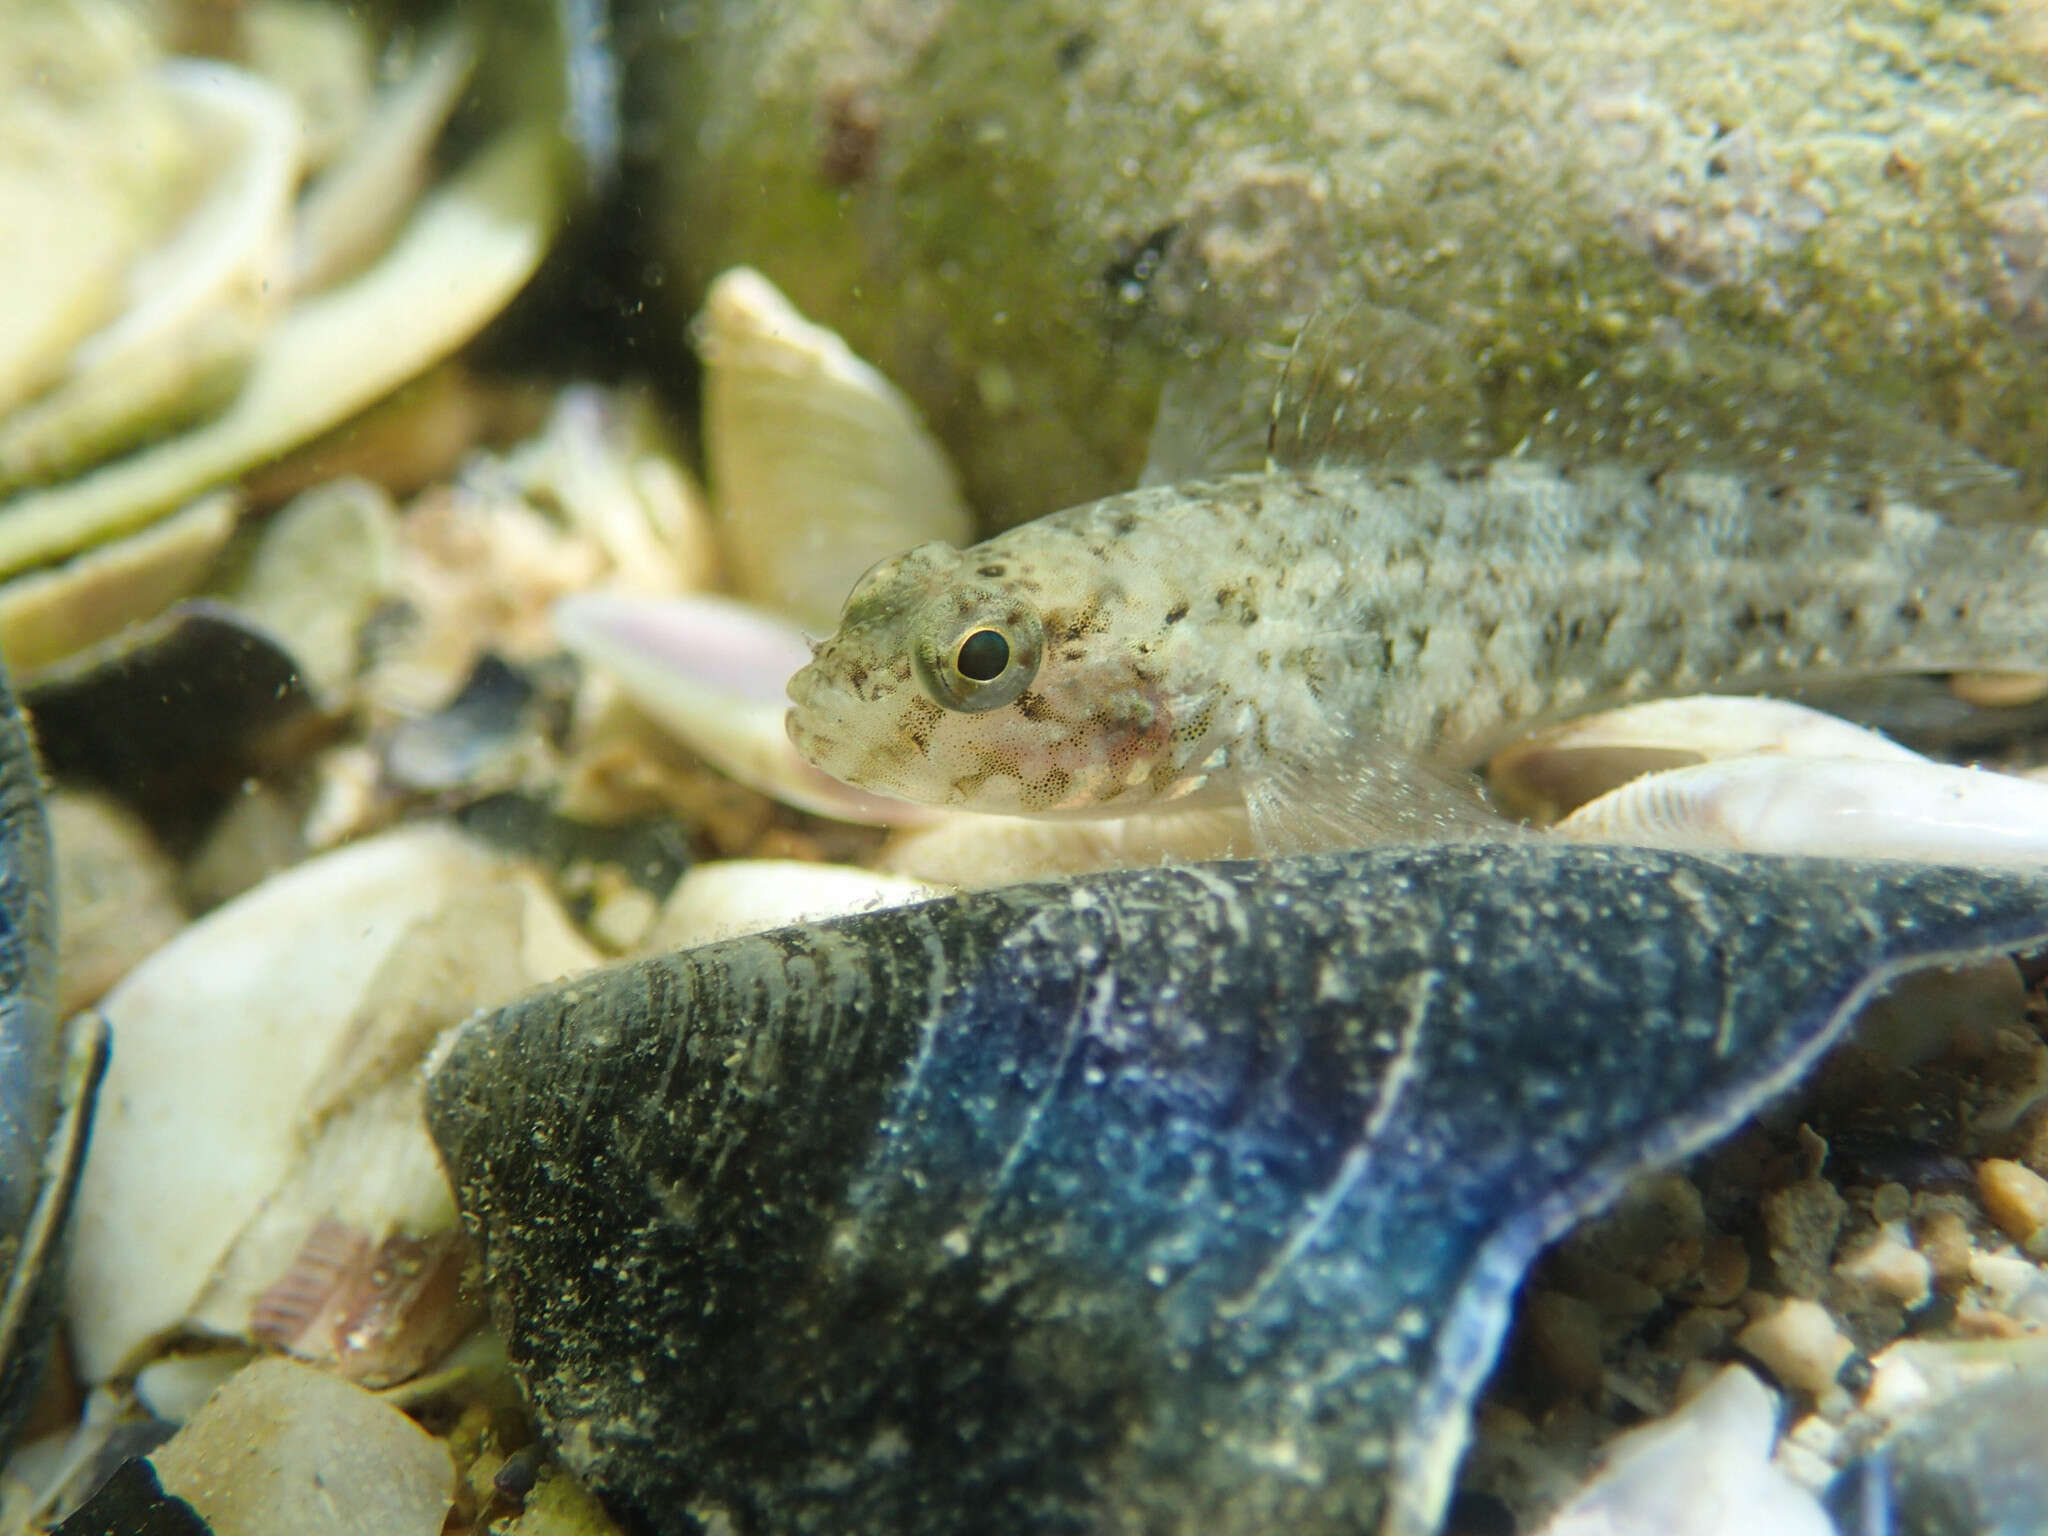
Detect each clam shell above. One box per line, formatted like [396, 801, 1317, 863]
[427, 843, 2048, 1536]
[0, 123, 559, 579]
[698, 267, 971, 633]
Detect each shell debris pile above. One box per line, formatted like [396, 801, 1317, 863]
[2, 3, 2048, 1536]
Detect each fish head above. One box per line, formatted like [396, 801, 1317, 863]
[787, 539, 1219, 817]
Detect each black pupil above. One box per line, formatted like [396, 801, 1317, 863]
[955, 629, 1010, 682]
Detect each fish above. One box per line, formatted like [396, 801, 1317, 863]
[425, 841, 2048, 1536]
[787, 453, 2048, 853]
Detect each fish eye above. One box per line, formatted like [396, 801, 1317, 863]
[955, 628, 1010, 682]
[914, 591, 1044, 713]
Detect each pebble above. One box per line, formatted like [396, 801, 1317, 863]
[112, 1358, 449, 1535]
[1692, 1234, 1751, 1308]
[1914, 1206, 1977, 1293]
[1835, 1225, 1933, 1312]
[1736, 1297, 1856, 1397]
[1761, 1177, 1847, 1298]
[1531, 1366, 1831, 1536]
[1975, 1158, 2048, 1251]
[1870, 1182, 1912, 1225]
[1524, 1291, 1608, 1399]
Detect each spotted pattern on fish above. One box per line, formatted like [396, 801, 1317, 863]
[786, 460, 2048, 846]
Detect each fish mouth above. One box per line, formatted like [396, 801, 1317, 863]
[785, 658, 821, 711]
[784, 662, 858, 773]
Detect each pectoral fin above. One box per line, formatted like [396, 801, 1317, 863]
[1242, 743, 1516, 855]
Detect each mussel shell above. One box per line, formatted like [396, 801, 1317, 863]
[426, 844, 2048, 1536]
[0, 658, 83, 1448]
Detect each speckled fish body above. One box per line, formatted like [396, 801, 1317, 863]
[425, 842, 2048, 1536]
[787, 462, 2048, 847]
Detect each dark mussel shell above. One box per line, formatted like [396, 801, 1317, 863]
[0, 660, 104, 1450]
[426, 843, 2048, 1536]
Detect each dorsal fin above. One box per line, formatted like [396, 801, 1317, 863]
[1266, 302, 1491, 473]
[1139, 359, 1274, 486]
[1259, 296, 2027, 519]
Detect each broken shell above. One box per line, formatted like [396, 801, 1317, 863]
[1830, 1346, 2048, 1535]
[879, 801, 1257, 886]
[292, 24, 476, 293]
[428, 843, 2048, 1536]
[698, 267, 971, 632]
[1488, 695, 1921, 823]
[228, 476, 400, 705]
[65, 823, 597, 1386]
[23, 603, 317, 830]
[0, 122, 559, 579]
[0, 2, 210, 420]
[0, 60, 301, 492]
[554, 590, 942, 826]
[0, 491, 236, 678]
[498, 385, 719, 595]
[48, 790, 185, 1017]
[1554, 755, 2048, 864]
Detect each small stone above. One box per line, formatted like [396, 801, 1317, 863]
[1662, 1305, 1741, 1363]
[1915, 1207, 1976, 1292]
[587, 882, 659, 953]
[1532, 1367, 1832, 1536]
[1871, 1183, 1912, 1225]
[1835, 1226, 1933, 1311]
[1976, 1158, 2048, 1250]
[1949, 669, 2048, 707]
[1763, 1178, 1848, 1298]
[1736, 1297, 1856, 1396]
[1693, 1233, 1751, 1307]
[1545, 1253, 1665, 1322]
[1524, 1290, 1608, 1399]
[149, 1357, 452, 1535]
[1968, 1251, 2048, 1328]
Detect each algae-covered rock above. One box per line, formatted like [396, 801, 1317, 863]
[655, 0, 2048, 527]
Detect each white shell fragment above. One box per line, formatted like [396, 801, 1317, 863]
[1532, 1366, 1832, 1536]
[555, 590, 943, 825]
[66, 823, 599, 1385]
[1489, 695, 1922, 821]
[1554, 755, 2048, 865]
[0, 490, 236, 677]
[0, 2, 209, 421]
[0, 60, 302, 491]
[67, 62, 299, 383]
[879, 804, 1259, 887]
[292, 24, 477, 293]
[645, 859, 945, 950]
[698, 267, 971, 632]
[230, 476, 400, 703]
[497, 385, 720, 594]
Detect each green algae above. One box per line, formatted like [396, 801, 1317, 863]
[656, 0, 2048, 530]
